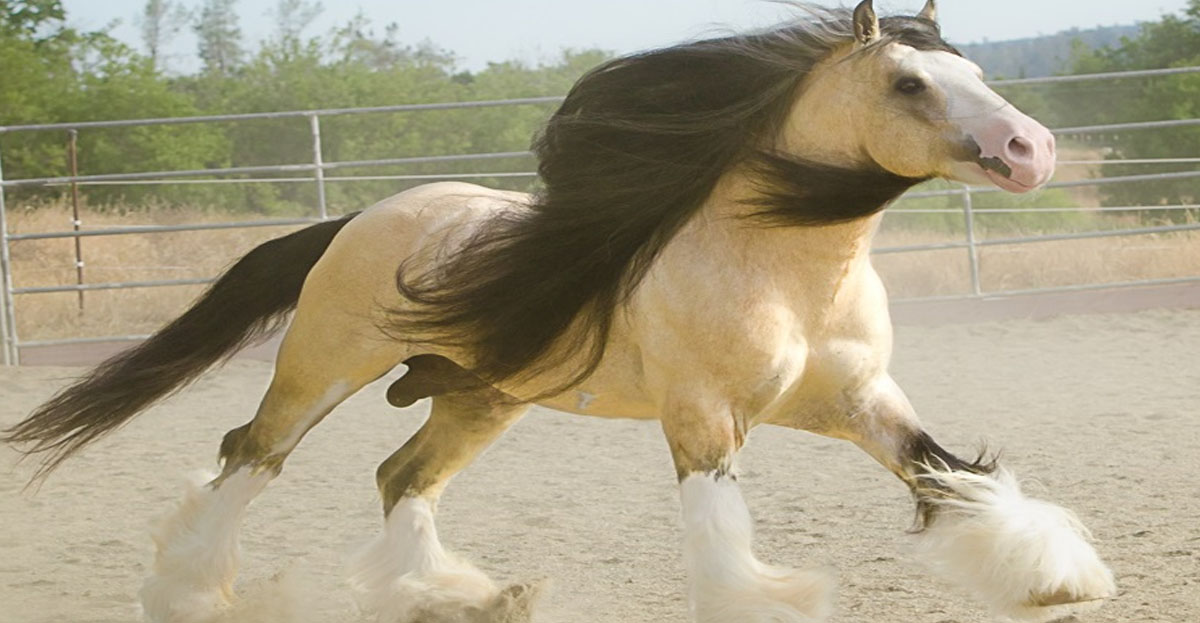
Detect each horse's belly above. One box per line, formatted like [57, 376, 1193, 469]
[536, 390, 660, 420]
[529, 337, 659, 419]
[533, 362, 660, 419]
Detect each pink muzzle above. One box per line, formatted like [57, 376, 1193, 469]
[969, 110, 1057, 193]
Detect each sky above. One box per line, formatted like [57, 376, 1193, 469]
[60, 0, 1194, 73]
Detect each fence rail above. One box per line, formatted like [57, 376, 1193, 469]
[0, 97, 567, 134]
[2, 66, 1199, 365]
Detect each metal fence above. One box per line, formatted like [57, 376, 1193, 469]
[2, 66, 1199, 365]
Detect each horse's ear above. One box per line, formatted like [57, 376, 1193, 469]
[918, 0, 938, 23]
[853, 0, 881, 46]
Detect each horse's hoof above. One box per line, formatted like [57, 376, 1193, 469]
[138, 579, 231, 623]
[757, 565, 834, 621]
[1028, 588, 1109, 608]
[1014, 590, 1111, 623]
[914, 468, 1116, 622]
[693, 565, 834, 623]
[485, 581, 547, 623]
[354, 572, 544, 623]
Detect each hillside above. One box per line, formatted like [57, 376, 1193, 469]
[957, 24, 1141, 78]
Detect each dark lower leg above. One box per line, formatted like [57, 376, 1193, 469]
[144, 377, 355, 616]
[377, 389, 527, 512]
[349, 391, 534, 619]
[842, 380, 1115, 617]
[903, 431, 997, 528]
[216, 373, 362, 483]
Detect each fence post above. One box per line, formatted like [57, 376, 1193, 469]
[0, 145, 19, 364]
[309, 114, 329, 220]
[67, 129, 85, 311]
[961, 185, 983, 297]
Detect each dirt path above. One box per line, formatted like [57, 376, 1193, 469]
[2, 309, 1198, 622]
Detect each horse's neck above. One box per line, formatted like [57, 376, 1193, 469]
[700, 172, 883, 293]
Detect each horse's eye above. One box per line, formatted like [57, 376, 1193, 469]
[895, 77, 927, 96]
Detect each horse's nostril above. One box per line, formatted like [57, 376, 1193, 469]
[1008, 136, 1034, 160]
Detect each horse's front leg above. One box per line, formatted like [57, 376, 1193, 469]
[662, 403, 834, 623]
[844, 375, 1116, 623]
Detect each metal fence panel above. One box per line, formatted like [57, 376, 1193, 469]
[0, 148, 15, 364]
[1, 66, 1199, 364]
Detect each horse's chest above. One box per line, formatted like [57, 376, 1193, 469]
[760, 333, 891, 428]
[808, 336, 888, 389]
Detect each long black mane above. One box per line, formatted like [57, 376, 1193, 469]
[391, 7, 957, 392]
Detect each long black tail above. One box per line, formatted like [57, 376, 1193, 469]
[2, 213, 358, 481]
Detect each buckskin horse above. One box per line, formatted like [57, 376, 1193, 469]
[5, 2, 1115, 622]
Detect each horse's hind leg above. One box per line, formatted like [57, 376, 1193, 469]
[347, 384, 535, 622]
[844, 375, 1116, 622]
[139, 311, 404, 623]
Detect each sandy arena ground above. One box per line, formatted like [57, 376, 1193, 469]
[2, 309, 1198, 623]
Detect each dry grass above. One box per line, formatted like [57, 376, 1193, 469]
[4, 202, 1200, 342]
[6, 203, 306, 341]
[873, 228, 1200, 298]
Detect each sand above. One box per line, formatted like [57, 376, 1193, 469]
[2, 308, 1198, 623]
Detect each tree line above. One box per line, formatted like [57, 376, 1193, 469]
[958, 24, 1141, 79]
[0, 0, 603, 213]
[1002, 0, 1200, 216]
[0, 0, 1197, 218]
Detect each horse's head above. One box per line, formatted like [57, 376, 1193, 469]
[789, 0, 1055, 193]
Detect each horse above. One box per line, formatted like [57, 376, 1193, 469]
[4, 2, 1116, 622]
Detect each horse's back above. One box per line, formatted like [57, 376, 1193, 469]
[353, 181, 530, 253]
[304, 182, 529, 309]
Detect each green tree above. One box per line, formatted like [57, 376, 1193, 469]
[0, 0, 64, 39]
[1, 0, 91, 193]
[1, 1, 228, 206]
[0, 1, 608, 214]
[1055, 0, 1200, 218]
[138, 0, 189, 72]
[194, 0, 243, 75]
[270, 0, 321, 46]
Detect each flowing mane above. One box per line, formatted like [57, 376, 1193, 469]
[391, 7, 959, 390]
